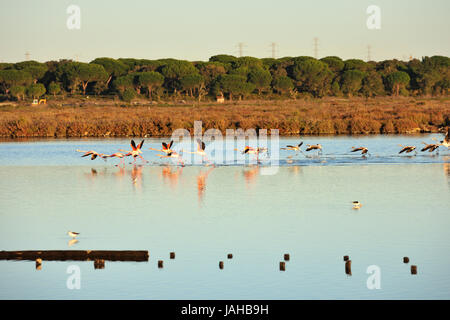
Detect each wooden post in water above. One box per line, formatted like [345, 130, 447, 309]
[411, 265, 417, 274]
[403, 257, 409, 263]
[158, 260, 164, 268]
[284, 254, 290, 261]
[170, 252, 175, 259]
[280, 261, 286, 271]
[219, 261, 224, 269]
[345, 260, 352, 275]
[343, 255, 349, 261]
[35, 258, 42, 270]
[227, 254, 233, 259]
[94, 259, 105, 269]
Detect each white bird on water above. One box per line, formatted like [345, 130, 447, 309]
[352, 201, 362, 209]
[67, 231, 80, 238]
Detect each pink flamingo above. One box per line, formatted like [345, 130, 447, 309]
[237, 146, 267, 163]
[120, 140, 147, 164]
[103, 152, 129, 166]
[157, 151, 185, 166]
[183, 139, 210, 164]
[149, 140, 174, 155]
[76, 149, 107, 160]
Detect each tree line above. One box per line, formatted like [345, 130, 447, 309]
[0, 55, 448, 102]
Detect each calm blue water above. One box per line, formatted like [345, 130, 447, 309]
[0, 135, 449, 299]
[0, 134, 448, 166]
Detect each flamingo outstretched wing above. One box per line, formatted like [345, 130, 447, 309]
[131, 140, 137, 151]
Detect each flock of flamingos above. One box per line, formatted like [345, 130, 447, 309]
[76, 128, 450, 166]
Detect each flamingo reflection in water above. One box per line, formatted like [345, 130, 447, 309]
[131, 165, 144, 189]
[197, 166, 215, 204]
[160, 165, 183, 190]
[68, 239, 79, 247]
[242, 166, 259, 188]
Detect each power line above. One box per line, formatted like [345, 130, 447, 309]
[270, 42, 277, 58]
[236, 42, 246, 57]
[313, 37, 318, 59]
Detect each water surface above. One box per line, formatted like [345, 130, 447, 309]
[0, 136, 449, 299]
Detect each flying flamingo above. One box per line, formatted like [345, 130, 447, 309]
[237, 146, 267, 163]
[398, 145, 417, 154]
[281, 142, 303, 152]
[156, 151, 185, 166]
[438, 128, 449, 148]
[103, 152, 129, 166]
[183, 139, 210, 164]
[351, 146, 370, 156]
[120, 140, 147, 163]
[421, 142, 440, 153]
[305, 144, 323, 155]
[76, 149, 106, 160]
[149, 140, 174, 155]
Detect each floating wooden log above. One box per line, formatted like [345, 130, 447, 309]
[0, 250, 149, 262]
[227, 254, 233, 259]
[403, 257, 409, 263]
[219, 261, 224, 269]
[170, 252, 175, 259]
[411, 265, 417, 275]
[284, 254, 290, 261]
[280, 261, 286, 271]
[343, 255, 349, 261]
[345, 260, 352, 275]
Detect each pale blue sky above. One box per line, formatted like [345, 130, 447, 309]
[0, 0, 449, 63]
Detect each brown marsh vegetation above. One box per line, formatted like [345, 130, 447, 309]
[0, 96, 448, 138]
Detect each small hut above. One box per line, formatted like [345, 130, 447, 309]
[216, 93, 225, 103]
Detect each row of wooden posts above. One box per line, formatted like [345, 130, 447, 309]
[3, 250, 419, 274]
[343, 255, 417, 275]
[219, 253, 234, 269]
[281, 254, 418, 275]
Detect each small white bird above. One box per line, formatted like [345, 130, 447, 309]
[352, 201, 362, 209]
[67, 231, 80, 238]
